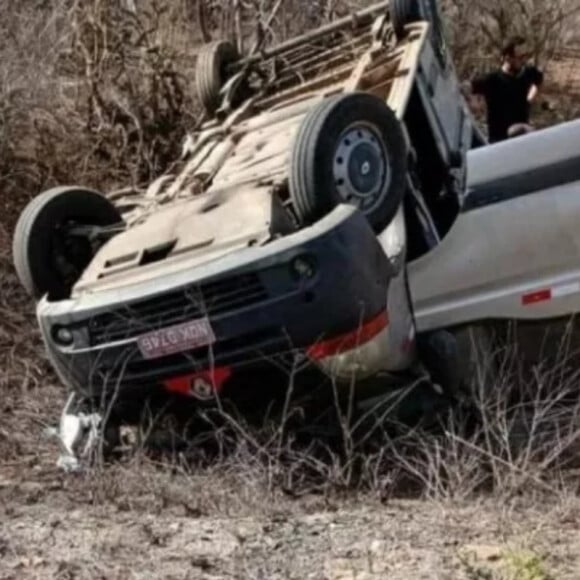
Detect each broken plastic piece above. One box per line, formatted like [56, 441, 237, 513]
[44, 394, 103, 473]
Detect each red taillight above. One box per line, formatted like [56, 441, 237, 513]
[306, 311, 389, 361]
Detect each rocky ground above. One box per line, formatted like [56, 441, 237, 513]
[3, 455, 580, 580]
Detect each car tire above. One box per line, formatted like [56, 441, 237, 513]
[289, 92, 408, 232]
[418, 326, 498, 397]
[195, 40, 240, 115]
[13, 186, 122, 301]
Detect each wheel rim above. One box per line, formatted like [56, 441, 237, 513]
[332, 124, 391, 214]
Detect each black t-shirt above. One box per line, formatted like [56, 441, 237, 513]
[472, 65, 544, 143]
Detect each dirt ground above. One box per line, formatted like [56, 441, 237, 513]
[3, 458, 580, 580]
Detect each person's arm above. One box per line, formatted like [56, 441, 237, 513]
[527, 84, 539, 103]
[527, 67, 544, 104]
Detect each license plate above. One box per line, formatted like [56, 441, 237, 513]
[137, 318, 216, 360]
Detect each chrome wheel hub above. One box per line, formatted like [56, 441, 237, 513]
[333, 125, 390, 213]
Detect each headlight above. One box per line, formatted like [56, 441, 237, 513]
[290, 254, 317, 281]
[53, 326, 74, 346]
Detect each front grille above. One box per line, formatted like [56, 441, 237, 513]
[88, 273, 268, 345]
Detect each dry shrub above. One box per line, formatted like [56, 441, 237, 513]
[442, 0, 580, 75]
[442, 0, 580, 130]
[0, 224, 58, 464]
[80, 326, 580, 506]
[0, 0, 201, 233]
[0, 1, 72, 227]
[65, 0, 198, 186]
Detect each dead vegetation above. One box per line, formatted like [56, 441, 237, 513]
[444, 0, 580, 72]
[78, 324, 580, 505]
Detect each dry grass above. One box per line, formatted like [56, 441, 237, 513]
[57, 320, 580, 510]
[0, 224, 59, 465]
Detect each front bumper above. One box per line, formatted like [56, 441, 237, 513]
[38, 205, 396, 399]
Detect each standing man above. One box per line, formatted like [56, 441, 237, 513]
[470, 36, 544, 143]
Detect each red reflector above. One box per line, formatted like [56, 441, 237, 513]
[164, 367, 231, 399]
[307, 311, 389, 361]
[522, 289, 551, 306]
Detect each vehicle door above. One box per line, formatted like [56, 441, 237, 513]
[406, 119, 580, 333]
